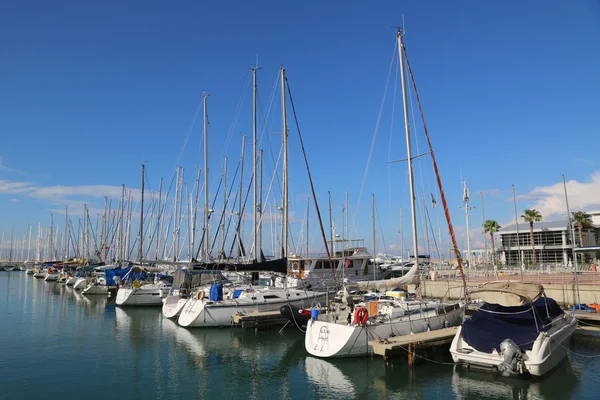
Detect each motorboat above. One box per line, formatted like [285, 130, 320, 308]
[178, 285, 329, 328]
[449, 281, 577, 377]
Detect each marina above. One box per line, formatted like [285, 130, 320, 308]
[2, 271, 600, 399]
[2, 2, 600, 399]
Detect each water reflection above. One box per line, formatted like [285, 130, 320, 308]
[451, 359, 578, 400]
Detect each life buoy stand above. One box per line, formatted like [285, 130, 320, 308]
[196, 290, 204, 300]
[353, 307, 369, 325]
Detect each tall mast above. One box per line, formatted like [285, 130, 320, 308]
[49, 213, 54, 260]
[252, 66, 259, 261]
[328, 191, 334, 255]
[155, 180, 162, 261]
[203, 93, 210, 262]
[281, 67, 289, 258]
[174, 167, 180, 260]
[397, 30, 419, 264]
[27, 226, 32, 261]
[238, 136, 246, 259]
[461, 180, 474, 267]
[119, 184, 125, 262]
[192, 168, 201, 262]
[138, 163, 145, 263]
[372, 193, 376, 276]
[222, 158, 227, 258]
[306, 197, 310, 257]
[480, 191, 488, 264]
[258, 149, 263, 258]
[65, 205, 69, 260]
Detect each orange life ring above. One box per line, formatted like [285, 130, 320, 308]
[196, 290, 205, 300]
[353, 307, 369, 325]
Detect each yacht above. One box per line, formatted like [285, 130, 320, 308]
[449, 281, 577, 377]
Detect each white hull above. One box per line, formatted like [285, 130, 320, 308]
[178, 289, 328, 328]
[25, 269, 35, 275]
[116, 286, 167, 306]
[33, 272, 47, 279]
[450, 313, 577, 376]
[305, 305, 464, 358]
[44, 273, 59, 282]
[162, 293, 190, 318]
[82, 283, 107, 295]
[73, 278, 88, 290]
[65, 276, 78, 286]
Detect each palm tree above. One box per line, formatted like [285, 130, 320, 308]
[483, 220, 501, 265]
[521, 209, 542, 264]
[572, 211, 593, 262]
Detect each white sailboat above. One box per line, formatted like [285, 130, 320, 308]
[304, 29, 464, 359]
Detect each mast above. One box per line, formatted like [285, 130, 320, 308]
[49, 213, 54, 260]
[238, 136, 246, 259]
[203, 93, 210, 262]
[222, 158, 227, 259]
[562, 174, 581, 305]
[511, 184, 522, 280]
[258, 149, 263, 258]
[155, 180, 162, 261]
[480, 191, 488, 264]
[372, 193, 376, 271]
[281, 67, 289, 258]
[306, 197, 309, 257]
[138, 163, 145, 263]
[252, 66, 259, 261]
[27, 226, 32, 261]
[328, 191, 334, 255]
[65, 205, 69, 260]
[397, 30, 419, 265]
[461, 180, 474, 268]
[192, 168, 201, 262]
[119, 184, 125, 262]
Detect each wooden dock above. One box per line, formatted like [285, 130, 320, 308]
[573, 311, 600, 324]
[369, 327, 458, 363]
[231, 310, 288, 329]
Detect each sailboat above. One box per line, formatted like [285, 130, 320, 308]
[304, 29, 464, 358]
[178, 68, 329, 328]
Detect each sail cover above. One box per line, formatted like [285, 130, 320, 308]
[470, 281, 544, 307]
[354, 262, 420, 290]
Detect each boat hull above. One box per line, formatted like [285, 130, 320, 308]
[82, 284, 107, 296]
[450, 314, 577, 377]
[305, 305, 463, 358]
[162, 294, 190, 318]
[178, 292, 328, 328]
[116, 287, 164, 306]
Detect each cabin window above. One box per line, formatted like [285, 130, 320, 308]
[263, 295, 279, 299]
[315, 261, 336, 270]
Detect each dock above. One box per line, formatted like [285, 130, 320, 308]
[573, 311, 600, 324]
[231, 310, 288, 329]
[369, 327, 458, 364]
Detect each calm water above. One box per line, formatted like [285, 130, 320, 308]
[1, 272, 600, 400]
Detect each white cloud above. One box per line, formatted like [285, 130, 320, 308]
[516, 171, 600, 220]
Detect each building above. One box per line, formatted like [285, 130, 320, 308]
[497, 220, 598, 266]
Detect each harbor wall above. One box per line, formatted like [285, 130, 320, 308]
[412, 280, 600, 306]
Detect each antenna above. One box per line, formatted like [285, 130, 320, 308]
[402, 14, 405, 34]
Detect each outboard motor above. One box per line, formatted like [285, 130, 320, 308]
[497, 339, 524, 377]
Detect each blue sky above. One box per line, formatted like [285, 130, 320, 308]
[1, 1, 600, 258]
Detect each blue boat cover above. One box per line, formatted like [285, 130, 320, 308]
[105, 268, 148, 286]
[462, 297, 564, 353]
[209, 284, 223, 301]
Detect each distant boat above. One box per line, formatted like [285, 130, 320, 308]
[450, 281, 577, 377]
